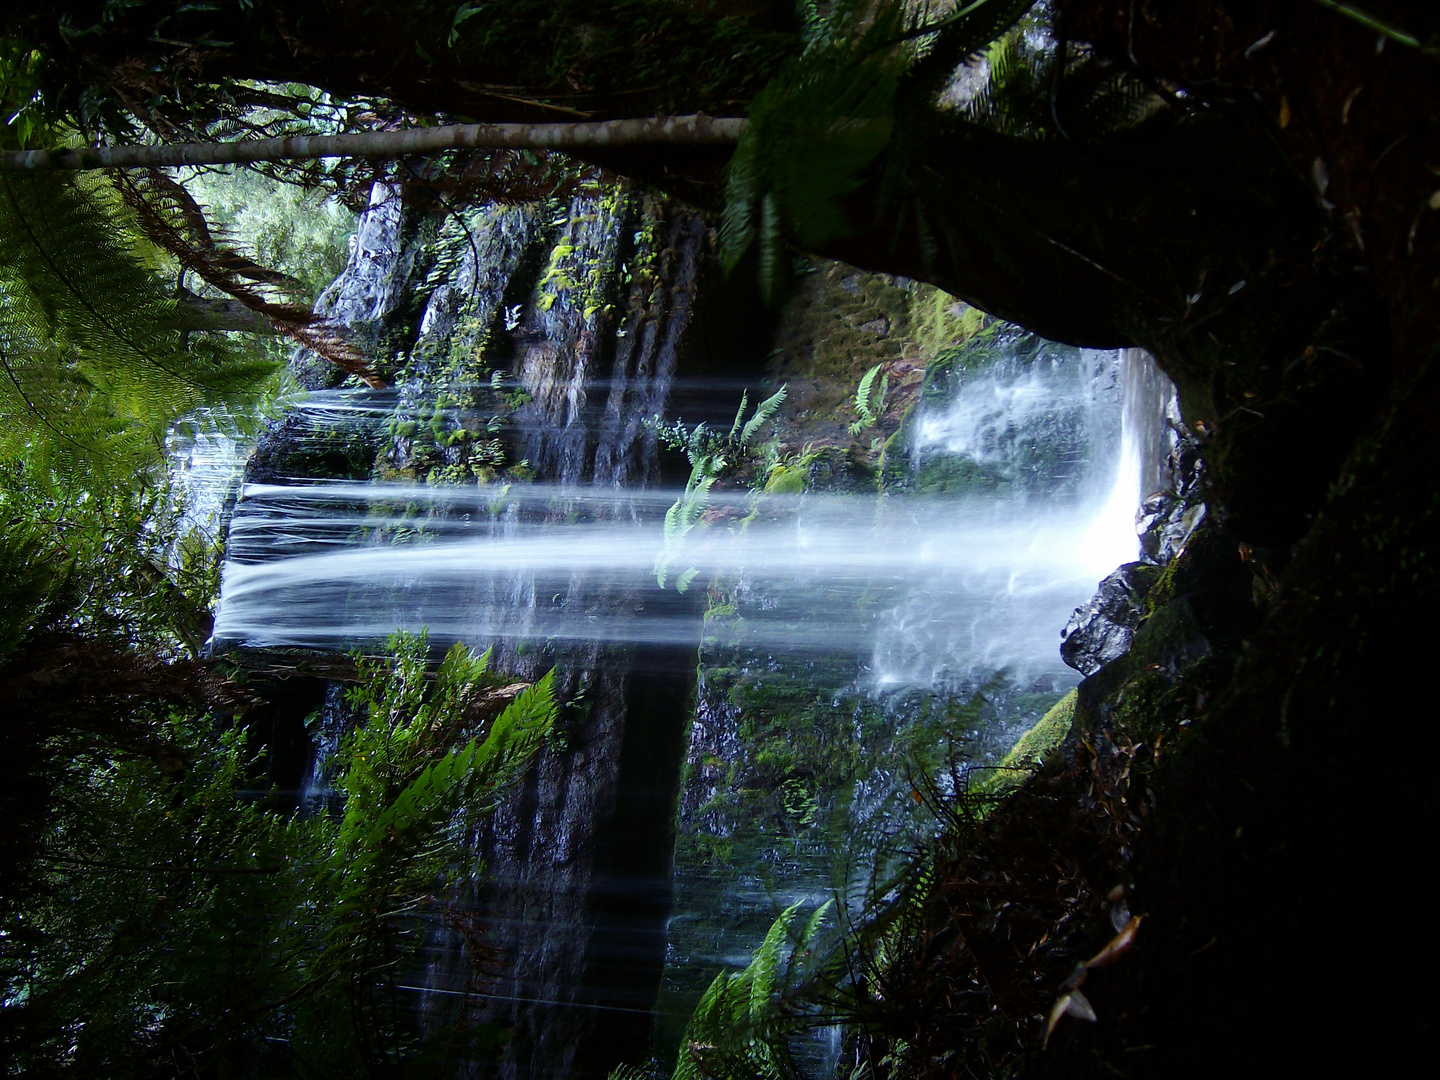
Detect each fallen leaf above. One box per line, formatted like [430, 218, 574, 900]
[1086, 915, 1142, 969]
[1045, 988, 1099, 1047]
[1066, 988, 1098, 1022]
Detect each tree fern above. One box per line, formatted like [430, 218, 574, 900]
[0, 173, 277, 482]
[957, 13, 1168, 142]
[116, 169, 382, 386]
[721, 2, 903, 300]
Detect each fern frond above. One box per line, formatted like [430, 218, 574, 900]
[0, 173, 278, 481]
[723, 2, 1037, 299]
[331, 635, 552, 942]
[728, 390, 750, 440]
[919, 0, 1039, 60]
[741, 385, 787, 445]
[855, 363, 882, 416]
[116, 170, 383, 386]
[957, 10, 1167, 142]
[673, 899, 835, 1080]
[849, 363, 888, 435]
[721, 4, 907, 287]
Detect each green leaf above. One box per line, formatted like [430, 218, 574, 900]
[448, 2, 484, 48]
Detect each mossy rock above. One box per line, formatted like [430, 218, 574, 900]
[764, 463, 807, 495]
[972, 689, 1078, 799]
[911, 451, 1010, 496]
[802, 446, 877, 494]
[1129, 597, 1209, 672]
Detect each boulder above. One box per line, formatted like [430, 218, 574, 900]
[1060, 561, 1162, 676]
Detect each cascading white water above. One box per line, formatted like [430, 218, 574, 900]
[166, 413, 250, 545]
[212, 348, 1174, 689]
[202, 303, 1177, 1076]
[214, 486, 1118, 657]
[1080, 347, 1177, 575]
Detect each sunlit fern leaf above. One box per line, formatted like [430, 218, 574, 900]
[728, 389, 750, 440]
[849, 362, 887, 435]
[332, 634, 553, 947]
[0, 173, 277, 482]
[741, 385, 787, 445]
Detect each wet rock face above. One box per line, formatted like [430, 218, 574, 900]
[244, 408, 381, 483]
[1060, 561, 1162, 676]
[1062, 427, 1205, 676]
[1138, 489, 1206, 565]
[1138, 433, 1206, 565]
[292, 183, 415, 390]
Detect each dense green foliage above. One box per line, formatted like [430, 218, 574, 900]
[1, 631, 554, 1076]
[181, 167, 357, 299]
[673, 900, 834, 1080]
[653, 385, 787, 591]
[0, 173, 278, 483]
[721, 0, 1040, 299]
[0, 457, 219, 662]
[2, 2, 1432, 1075]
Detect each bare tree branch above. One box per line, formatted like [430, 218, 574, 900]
[0, 115, 749, 173]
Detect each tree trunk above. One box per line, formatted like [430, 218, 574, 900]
[0, 116, 748, 172]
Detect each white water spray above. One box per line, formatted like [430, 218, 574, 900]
[211, 349, 1175, 689]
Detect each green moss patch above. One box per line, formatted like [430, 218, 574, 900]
[971, 688, 1076, 799]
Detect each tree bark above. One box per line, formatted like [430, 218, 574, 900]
[0, 115, 748, 173]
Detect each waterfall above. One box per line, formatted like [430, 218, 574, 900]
[203, 181, 1179, 1076]
[166, 407, 259, 551]
[662, 338, 1177, 1060]
[213, 351, 1174, 674]
[1080, 347, 1178, 574]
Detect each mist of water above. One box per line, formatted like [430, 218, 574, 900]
[212, 349, 1173, 691]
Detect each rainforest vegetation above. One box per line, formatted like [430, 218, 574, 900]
[1, 1, 1435, 1077]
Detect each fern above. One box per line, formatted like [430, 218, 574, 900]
[653, 386, 787, 592]
[329, 631, 554, 971]
[742, 385, 789, 444]
[116, 170, 383, 386]
[673, 899, 834, 1080]
[2, 627, 554, 1072]
[848, 363, 889, 435]
[722, 1, 1037, 300]
[655, 469, 716, 591]
[0, 507, 73, 660]
[958, 12, 1168, 142]
[721, 3, 905, 298]
[0, 173, 277, 482]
